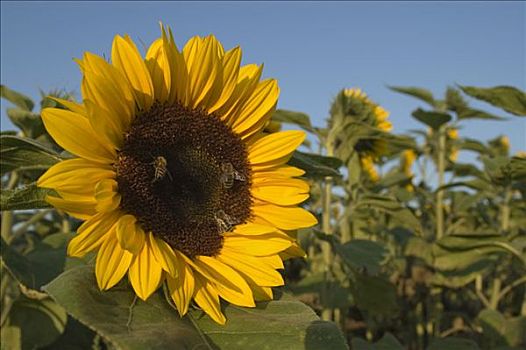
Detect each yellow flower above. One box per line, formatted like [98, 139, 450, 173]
[499, 136, 510, 153]
[37, 25, 316, 325]
[447, 127, 459, 162]
[360, 155, 380, 182]
[400, 150, 417, 176]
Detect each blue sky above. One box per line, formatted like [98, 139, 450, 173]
[1, 1, 525, 157]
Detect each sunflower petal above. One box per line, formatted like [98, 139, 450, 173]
[217, 251, 284, 286]
[252, 178, 309, 206]
[95, 232, 133, 290]
[115, 214, 145, 254]
[193, 275, 226, 325]
[248, 130, 306, 165]
[46, 196, 97, 220]
[167, 251, 195, 317]
[128, 235, 163, 300]
[149, 234, 178, 277]
[208, 46, 241, 113]
[48, 97, 86, 115]
[67, 211, 121, 257]
[192, 256, 254, 307]
[252, 204, 318, 231]
[146, 38, 170, 102]
[112, 35, 154, 111]
[232, 222, 277, 236]
[41, 108, 115, 163]
[94, 179, 121, 213]
[222, 234, 292, 256]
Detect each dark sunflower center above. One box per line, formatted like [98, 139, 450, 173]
[354, 139, 376, 153]
[115, 103, 252, 257]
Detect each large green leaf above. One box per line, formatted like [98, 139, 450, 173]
[0, 233, 78, 291]
[459, 85, 526, 116]
[350, 274, 398, 317]
[1, 135, 61, 174]
[1, 85, 35, 111]
[351, 332, 404, 350]
[273, 109, 314, 132]
[477, 309, 526, 348]
[411, 109, 452, 130]
[1, 296, 67, 350]
[1, 182, 54, 211]
[289, 151, 342, 179]
[288, 272, 352, 309]
[44, 266, 348, 350]
[337, 240, 387, 275]
[457, 107, 505, 121]
[389, 86, 436, 107]
[427, 337, 480, 350]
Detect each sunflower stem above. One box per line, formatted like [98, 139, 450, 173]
[436, 126, 446, 240]
[321, 137, 334, 321]
[1, 172, 19, 243]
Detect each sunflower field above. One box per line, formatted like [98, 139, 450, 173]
[1, 27, 525, 350]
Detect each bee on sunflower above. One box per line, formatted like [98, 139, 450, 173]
[37, 25, 317, 324]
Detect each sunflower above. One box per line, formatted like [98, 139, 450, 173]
[400, 149, 417, 191]
[37, 25, 317, 324]
[341, 88, 392, 182]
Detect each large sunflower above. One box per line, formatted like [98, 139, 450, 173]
[37, 25, 317, 324]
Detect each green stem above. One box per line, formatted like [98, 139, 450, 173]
[489, 278, 502, 310]
[321, 137, 334, 322]
[501, 187, 511, 233]
[436, 127, 446, 240]
[1, 172, 19, 243]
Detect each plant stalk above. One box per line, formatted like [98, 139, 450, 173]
[436, 127, 446, 240]
[321, 137, 334, 321]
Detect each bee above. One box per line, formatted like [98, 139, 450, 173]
[152, 156, 173, 182]
[214, 210, 235, 233]
[220, 162, 246, 189]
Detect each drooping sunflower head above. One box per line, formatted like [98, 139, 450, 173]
[400, 149, 417, 191]
[360, 155, 380, 182]
[37, 25, 317, 324]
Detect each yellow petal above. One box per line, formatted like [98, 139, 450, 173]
[115, 214, 145, 254]
[94, 179, 121, 213]
[83, 98, 124, 150]
[79, 52, 135, 128]
[193, 275, 226, 325]
[208, 46, 241, 113]
[48, 97, 86, 115]
[252, 165, 305, 179]
[46, 196, 97, 220]
[67, 211, 121, 257]
[252, 178, 309, 206]
[192, 256, 255, 307]
[280, 242, 307, 260]
[167, 251, 195, 317]
[232, 79, 279, 137]
[217, 251, 284, 286]
[219, 63, 263, 125]
[149, 234, 178, 277]
[41, 108, 115, 163]
[252, 204, 318, 230]
[248, 131, 306, 165]
[222, 234, 292, 256]
[112, 35, 154, 111]
[161, 25, 187, 104]
[38, 158, 114, 197]
[146, 38, 170, 102]
[183, 35, 221, 109]
[128, 237, 163, 300]
[95, 231, 133, 290]
[232, 222, 277, 236]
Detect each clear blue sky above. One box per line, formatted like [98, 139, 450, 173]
[1, 1, 525, 156]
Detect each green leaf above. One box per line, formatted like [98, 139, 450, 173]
[389, 86, 436, 107]
[44, 266, 348, 350]
[289, 151, 342, 179]
[1, 183, 54, 211]
[350, 274, 398, 317]
[459, 138, 489, 154]
[273, 109, 314, 132]
[427, 337, 480, 350]
[457, 107, 505, 121]
[337, 240, 387, 275]
[431, 259, 493, 288]
[352, 332, 404, 350]
[1, 85, 35, 111]
[1, 135, 62, 174]
[411, 109, 452, 130]
[289, 272, 352, 309]
[6, 108, 46, 137]
[0, 233, 76, 291]
[478, 309, 526, 348]
[459, 85, 526, 116]
[2, 296, 67, 350]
